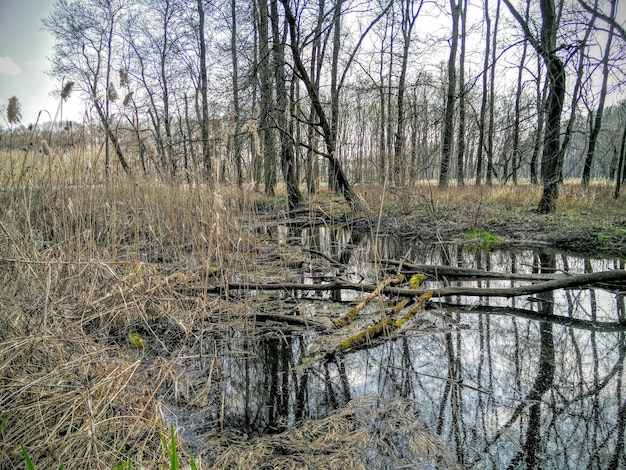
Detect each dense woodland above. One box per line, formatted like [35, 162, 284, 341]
[2, 0, 626, 212]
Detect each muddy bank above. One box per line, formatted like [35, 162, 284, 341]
[346, 201, 626, 258]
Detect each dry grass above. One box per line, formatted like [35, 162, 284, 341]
[2, 142, 622, 467]
[212, 396, 460, 470]
[0, 148, 261, 467]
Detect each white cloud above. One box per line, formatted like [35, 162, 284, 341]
[0, 56, 22, 76]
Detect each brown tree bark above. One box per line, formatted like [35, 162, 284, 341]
[439, 0, 461, 188]
[504, 0, 566, 213]
[280, 0, 364, 210]
[270, 0, 303, 210]
[197, 0, 212, 180]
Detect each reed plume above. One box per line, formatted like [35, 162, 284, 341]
[7, 96, 21, 124]
[108, 83, 119, 102]
[119, 69, 129, 88]
[123, 91, 134, 107]
[61, 81, 75, 101]
[41, 140, 52, 157]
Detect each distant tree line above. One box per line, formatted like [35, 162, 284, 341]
[1, 0, 625, 211]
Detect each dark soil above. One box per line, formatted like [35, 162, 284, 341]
[347, 201, 626, 259]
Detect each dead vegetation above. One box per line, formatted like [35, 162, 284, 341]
[1, 149, 625, 467]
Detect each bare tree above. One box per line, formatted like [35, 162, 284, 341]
[486, 0, 501, 184]
[231, 0, 243, 188]
[270, 0, 303, 209]
[504, 0, 566, 213]
[43, 0, 131, 176]
[582, 0, 617, 188]
[476, 0, 491, 185]
[280, 0, 390, 210]
[455, 0, 468, 185]
[394, 0, 424, 185]
[257, 0, 276, 196]
[197, 0, 212, 180]
[439, 0, 461, 188]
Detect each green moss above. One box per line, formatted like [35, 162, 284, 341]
[338, 319, 392, 351]
[464, 229, 502, 250]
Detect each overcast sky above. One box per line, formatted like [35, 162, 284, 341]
[1, 0, 626, 128]
[0, 0, 81, 127]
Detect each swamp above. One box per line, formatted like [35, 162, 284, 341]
[0, 166, 625, 469]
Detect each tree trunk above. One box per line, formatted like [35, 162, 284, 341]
[258, 0, 276, 196]
[559, 1, 597, 181]
[281, 0, 362, 211]
[94, 99, 131, 175]
[231, 0, 243, 188]
[394, 1, 422, 186]
[455, 0, 467, 185]
[475, 0, 491, 185]
[582, 0, 616, 188]
[511, 2, 529, 185]
[530, 70, 547, 185]
[537, 0, 565, 213]
[439, 0, 460, 188]
[486, 0, 501, 185]
[328, 0, 343, 193]
[504, 0, 565, 212]
[614, 117, 626, 198]
[271, 0, 303, 210]
[197, 0, 212, 180]
[305, 0, 324, 195]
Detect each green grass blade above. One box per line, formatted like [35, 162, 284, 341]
[20, 443, 35, 470]
[169, 423, 178, 470]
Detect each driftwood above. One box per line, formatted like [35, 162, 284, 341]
[180, 269, 626, 299]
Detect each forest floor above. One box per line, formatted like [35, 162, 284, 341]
[348, 181, 626, 258]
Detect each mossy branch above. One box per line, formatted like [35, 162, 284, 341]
[337, 291, 433, 352]
[335, 274, 404, 328]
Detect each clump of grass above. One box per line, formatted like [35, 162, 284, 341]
[464, 228, 502, 249]
[0, 146, 260, 467]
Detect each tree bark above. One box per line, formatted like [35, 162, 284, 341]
[280, 0, 362, 211]
[455, 0, 467, 185]
[439, 0, 461, 188]
[271, 0, 303, 210]
[231, 0, 243, 188]
[582, 0, 616, 188]
[504, 0, 565, 213]
[258, 0, 276, 196]
[475, 0, 491, 185]
[197, 0, 212, 180]
[394, 1, 423, 186]
[486, 0, 501, 184]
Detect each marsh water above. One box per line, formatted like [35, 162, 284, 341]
[169, 226, 626, 468]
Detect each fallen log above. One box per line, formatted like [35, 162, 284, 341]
[380, 259, 559, 281]
[179, 269, 626, 299]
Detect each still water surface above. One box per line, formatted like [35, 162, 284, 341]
[172, 227, 626, 468]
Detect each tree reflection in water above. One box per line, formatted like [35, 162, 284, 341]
[173, 232, 626, 468]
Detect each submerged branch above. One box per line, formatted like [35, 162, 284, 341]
[381, 259, 559, 281]
[441, 303, 626, 332]
[181, 269, 626, 299]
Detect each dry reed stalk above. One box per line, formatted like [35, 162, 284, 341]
[211, 396, 460, 469]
